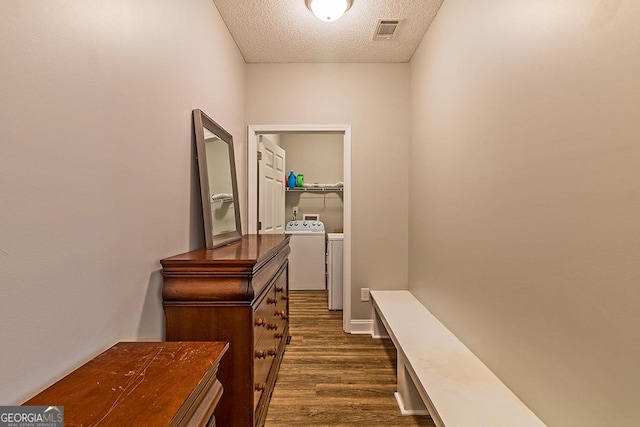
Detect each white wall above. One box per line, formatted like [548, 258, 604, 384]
[247, 63, 410, 319]
[259, 133, 281, 148]
[409, 1, 640, 425]
[0, 0, 245, 404]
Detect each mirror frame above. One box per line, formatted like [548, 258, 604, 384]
[193, 109, 242, 248]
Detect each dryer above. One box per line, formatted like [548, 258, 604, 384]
[326, 233, 344, 310]
[285, 220, 326, 290]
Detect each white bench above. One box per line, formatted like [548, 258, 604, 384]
[371, 290, 546, 427]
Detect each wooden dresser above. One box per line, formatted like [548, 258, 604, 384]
[161, 234, 291, 427]
[24, 341, 228, 426]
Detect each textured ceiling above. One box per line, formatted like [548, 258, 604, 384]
[212, 0, 444, 63]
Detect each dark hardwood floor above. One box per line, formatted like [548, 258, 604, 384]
[265, 291, 434, 426]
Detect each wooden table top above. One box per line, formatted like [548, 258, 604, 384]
[24, 341, 228, 426]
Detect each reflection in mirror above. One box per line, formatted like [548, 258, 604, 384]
[193, 109, 242, 248]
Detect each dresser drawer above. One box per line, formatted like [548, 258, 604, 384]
[254, 296, 270, 343]
[274, 269, 288, 304]
[273, 271, 289, 337]
[254, 328, 277, 410]
[255, 288, 279, 341]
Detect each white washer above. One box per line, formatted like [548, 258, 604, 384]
[286, 220, 326, 290]
[326, 233, 344, 310]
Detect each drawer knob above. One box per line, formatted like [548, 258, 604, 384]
[255, 383, 267, 391]
[274, 333, 284, 339]
[255, 318, 266, 327]
[267, 323, 279, 331]
[274, 310, 285, 317]
[267, 349, 277, 357]
[255, 350, 267, 359]
[267, 297, 277, 305]
[276, 286, 284, 293]
[281, 295, 289, 301]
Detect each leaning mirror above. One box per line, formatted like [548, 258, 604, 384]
[193, 109, 242, 248]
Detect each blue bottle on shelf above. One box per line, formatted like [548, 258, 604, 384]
[287, 171, 297, 188]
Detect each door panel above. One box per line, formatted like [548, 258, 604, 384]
[259, 136, 285, 234]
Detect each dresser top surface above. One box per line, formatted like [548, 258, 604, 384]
[24, 341, 228, 426]
[161, 234, 290, 270]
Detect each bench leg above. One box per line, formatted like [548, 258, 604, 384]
[372, 304, 431, 417]
[395, 352, 430, 416]
[372, 306, 389, 339]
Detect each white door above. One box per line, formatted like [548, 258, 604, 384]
[258, 136, 286, 234]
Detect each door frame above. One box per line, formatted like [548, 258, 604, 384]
[248, 124, 353, 333]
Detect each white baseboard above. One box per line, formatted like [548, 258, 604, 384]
[348, 319, 373, 334]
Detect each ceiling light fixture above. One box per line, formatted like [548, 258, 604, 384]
[305, 0, 353, 22]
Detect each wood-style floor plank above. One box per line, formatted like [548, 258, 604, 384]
[265, 291, 434, 426]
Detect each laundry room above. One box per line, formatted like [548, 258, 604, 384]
[258, 131, 345, 309]
[282, 133, 344, 232]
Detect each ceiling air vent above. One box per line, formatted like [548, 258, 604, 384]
[373, 19, 401, 40]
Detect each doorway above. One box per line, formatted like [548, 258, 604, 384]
[247, 124, 353, 333]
